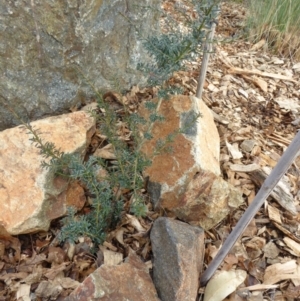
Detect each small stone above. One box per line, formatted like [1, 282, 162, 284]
[240, 139, 257, 152]
[151, 217, 204, 301]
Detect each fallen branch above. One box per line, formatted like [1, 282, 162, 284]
[227, 67, 297, 83]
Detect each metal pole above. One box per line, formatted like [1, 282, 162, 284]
[200, 130, 300, 286]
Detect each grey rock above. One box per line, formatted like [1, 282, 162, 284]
[174, 170, 244, 230]
[150, 217, 204, 301]
[0, 0, 160, 130]
[240, 139, 257, 153]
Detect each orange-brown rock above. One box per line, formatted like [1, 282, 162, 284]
[174, 170, 244, 230]
[0, 111, 95, 235]
[65, 252, 160, 301]
[139, 95, 220, 211]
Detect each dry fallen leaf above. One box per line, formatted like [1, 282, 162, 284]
[204, 270, 247, 301]
[126, 214, 146, 233]
[16, 284, 31, 301]
[94, 143, 116, 159]
[250, 39, 266, 51]
[99, 246, 123, 266]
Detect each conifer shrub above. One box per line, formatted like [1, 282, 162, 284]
[25, 0, 220, 246]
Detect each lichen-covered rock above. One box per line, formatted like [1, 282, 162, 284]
[139, 95, 220, 211]
[0, 111, 95, 235]
[0, 0, 160, 130]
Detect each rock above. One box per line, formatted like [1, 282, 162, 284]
[150, 217, 204, 301]
[66, 181, 86, 211]
[240, 139, 257, 153]
[140, 95, 220, 211]
[65, 252, 160, 301]
[174, 170, 244, 230]
[0, 0, 160, 130]
[0, 111, 95, 235]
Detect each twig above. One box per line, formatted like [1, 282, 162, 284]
[200, 130, 300, 287]
[227, 66, 297, 83]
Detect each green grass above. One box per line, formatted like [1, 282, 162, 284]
[245, 0, 300, 60]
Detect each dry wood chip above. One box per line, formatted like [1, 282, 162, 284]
[58, 277, 80, 289]
[230, 163, 260, 172]
[267, 205, 282, 224]
[263, 260, 298, 285]
[207, 83, 219, 92]
[238, 89, 248, 99]
[226, 140, 243, 159]
[274, 97, 300, 113]
[242, 186, 252, 196]
[242, 74, 268, 92]
[273, 222, 300, 244]
[292, 266, 300, 286]
[251, 145, 261, 156]
[258, 153, 277, 167]
[114, 227, 126, 246]
[250, 39, 266, 51]
[250, 170, 297, 215]
[283, 237, 300, 257]
[267, 133, 292, 146]
[245, 237, 266, 250]
[239, 284, 278, 291]
[292, 62, 300, 69]
[272, 58, 284, 65]
[16, 284, 31, 301]
[247, 189, 256, 205]
[211, 109, 230, 125]
[126, 214, 146, 233]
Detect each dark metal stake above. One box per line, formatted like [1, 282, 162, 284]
[200, 130, 300, 287]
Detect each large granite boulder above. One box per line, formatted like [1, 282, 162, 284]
[0, 0, 160, 130]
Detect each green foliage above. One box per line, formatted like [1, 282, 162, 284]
[138, 0, 220, 92]
[23, 0, 220, 246]
[245, 0, 300, 60]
